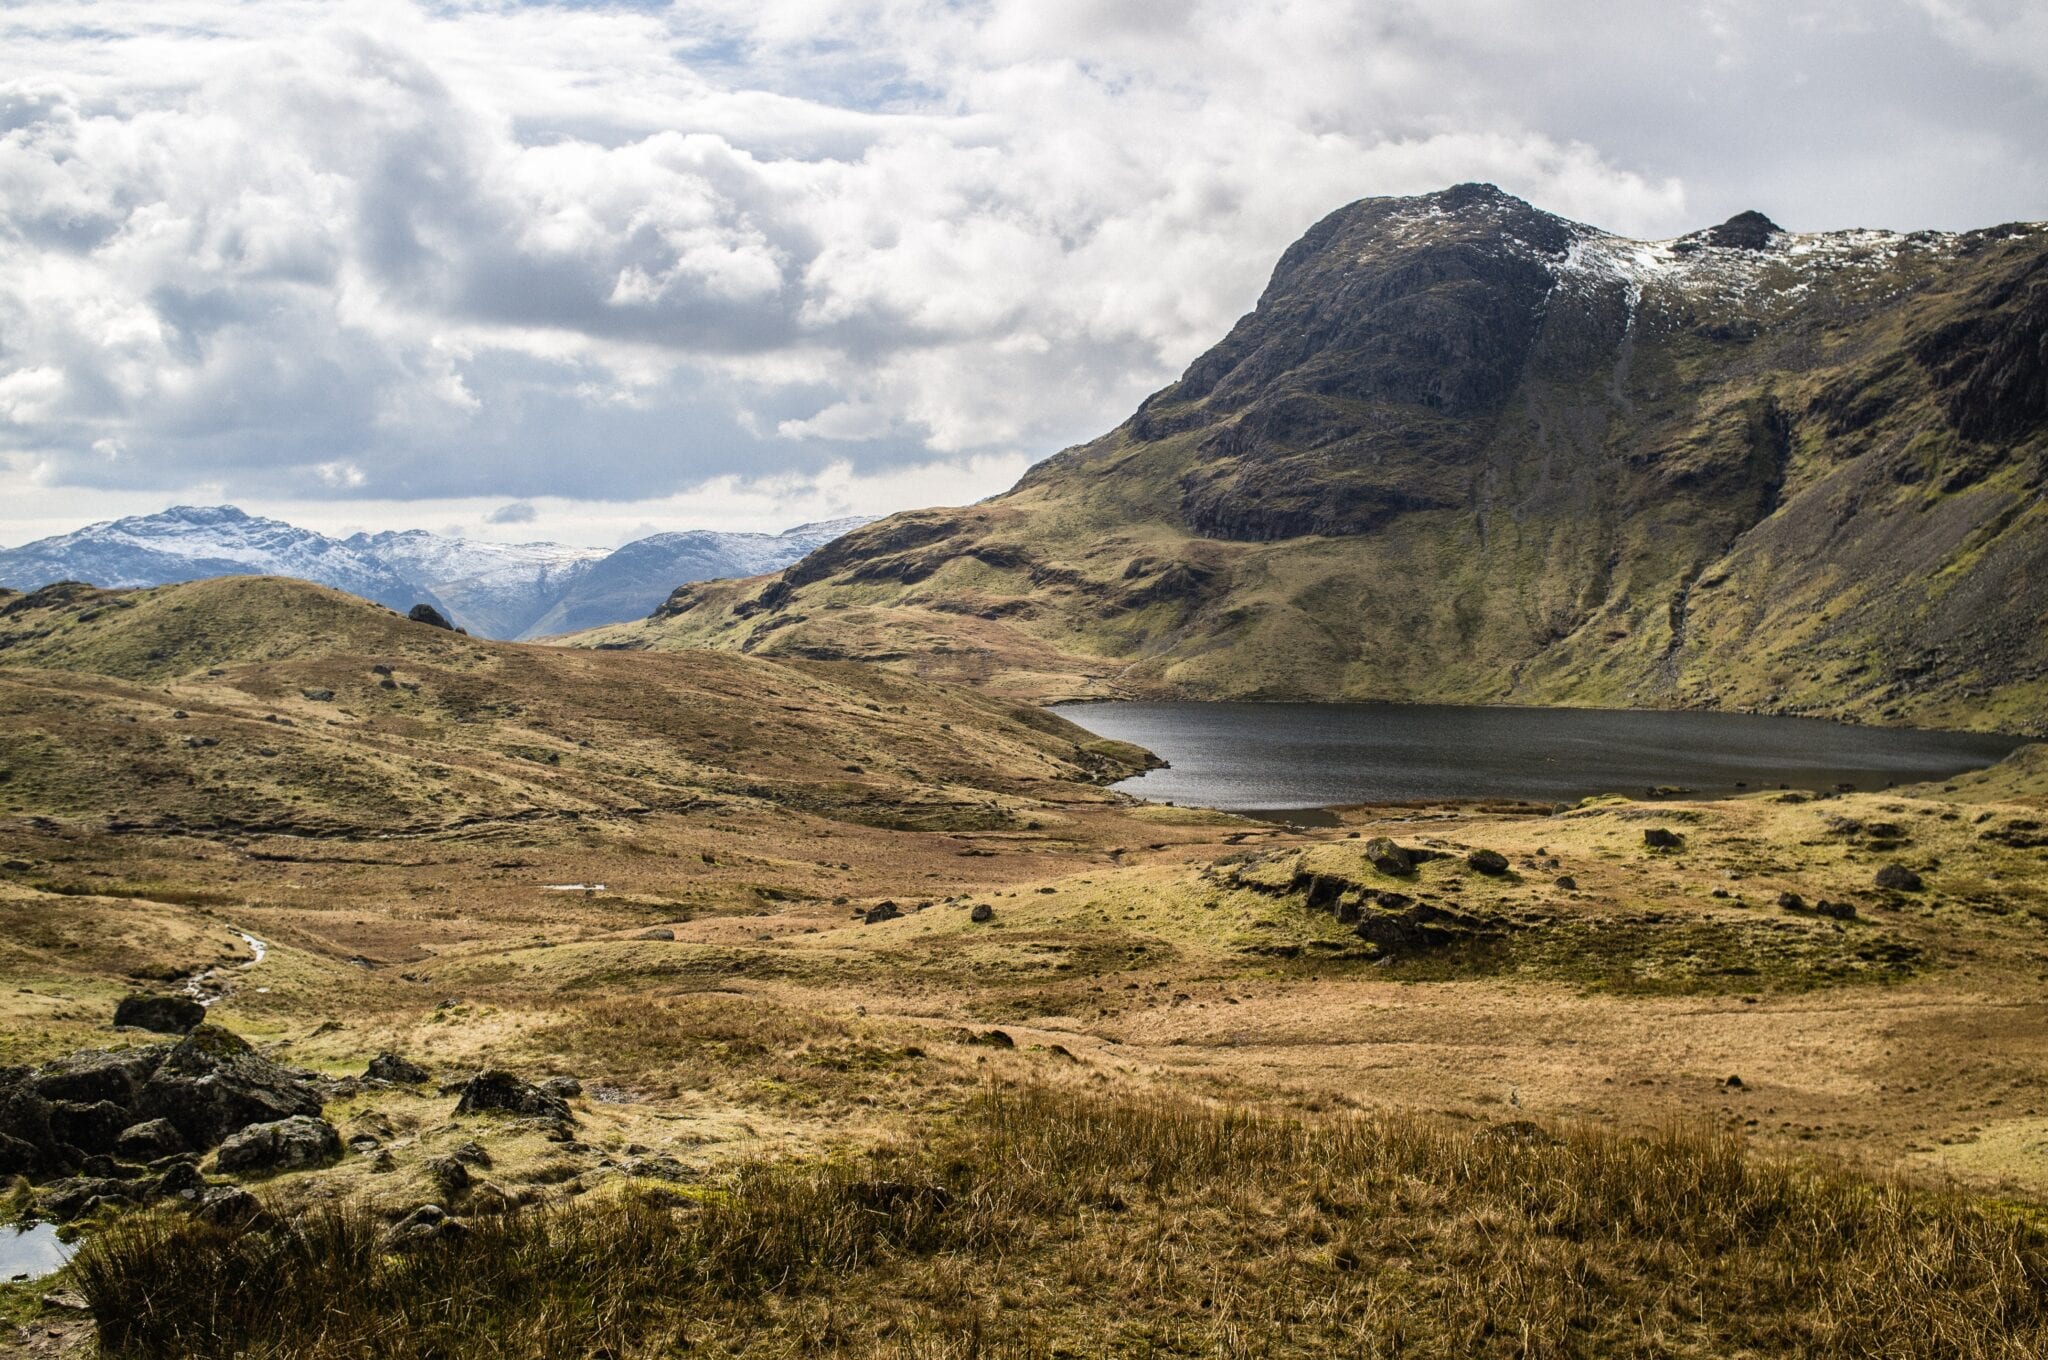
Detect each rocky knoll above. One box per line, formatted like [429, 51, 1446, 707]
[0, 1026, 324, 1194]
[618, 185, 2048, 735]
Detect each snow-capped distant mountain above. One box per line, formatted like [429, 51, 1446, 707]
[0, 506, 439, 615]
[0, 506, 877, 640]
[344, 530, 607, 642]
[517, 518, 873, 639]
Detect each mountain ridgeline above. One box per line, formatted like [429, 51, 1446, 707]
[0, 507, 871, 641]
[600, 185, 2048, 735]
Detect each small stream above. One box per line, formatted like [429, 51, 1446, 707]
[181, 929, 269, 1008]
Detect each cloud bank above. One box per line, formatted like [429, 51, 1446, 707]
[0, 0, 2041, 544]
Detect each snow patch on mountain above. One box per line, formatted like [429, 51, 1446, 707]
[0, 505, 877, 640]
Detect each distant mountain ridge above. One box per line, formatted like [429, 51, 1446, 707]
[0, 506, 873, 639]
[597, 184, 2048, 736]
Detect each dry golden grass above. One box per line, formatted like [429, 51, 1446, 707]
[73, 1082, 2048, 1359]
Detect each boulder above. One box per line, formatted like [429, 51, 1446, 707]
[138, 1026, 324, 1150]
[1642, 828, 1685, 850]
[863, 901, 903, 924]
[969, 903, 994, 923]
[1465, 849, 1510, 876]
[116, 1119, 187, 1162]
[1814, 899, 1858, 921]
[113, 994, 206, 1035]
[32, 1047, 164, 1107]
[407, 604, 455, 631]
[1875, 864, 1925, 892]
[1553, 875, 1578, 891]
[427, 1156, 471, 1195]
[191, 1185, 271, 1229]
[453, 1070, 573, 1123]
[537, 1075, 582, 1100]
[214, 1115, 342, 1175]
[1776, 891, 1806, 911]
[1363, 837, 1414, 876]
[46, 1100, 130, 1156]
[365, 1053, 432, 1085]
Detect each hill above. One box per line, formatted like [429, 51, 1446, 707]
[599, 185, 2048, 736]
[0, 575, 1150, 837]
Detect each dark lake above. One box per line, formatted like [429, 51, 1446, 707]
[1051, 702, 2023, 814]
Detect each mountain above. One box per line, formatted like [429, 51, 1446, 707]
[342, 529, 607, 641]
[593, 184, 2048, 737]
[519, 518, 873, 639]
[0, 507, 876, 641]
[0, 505, 438, 616]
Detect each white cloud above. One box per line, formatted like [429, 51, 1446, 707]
[0, 0, 2039, 529]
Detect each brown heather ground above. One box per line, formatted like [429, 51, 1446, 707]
[4, 578, 2048, 1356]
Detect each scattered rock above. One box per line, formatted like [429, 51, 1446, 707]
[365, 1052, 432, 1085]
[1725, 1075, 1745, 1089]
[383, 1203, 465, 1246]
[1813, 899, 1858, 921]
[1642, 828, 1685, 850]
[191, 1184, 270, 1228]
[1875, 864, 1925, 892]
[113, 994, 206, 1035]
[863, 901, 903, 924]
[213, 1115, 342, 1175]
[1553, 875, 1577, 891]
[1776, 891, 1806, 911]
[970, 903, 994, 923]
[453, 1070, 573, 1123]
[1465, 849, 1510, 876]
[301, 688, 335, 702]
[1363, 837, 1415, 876]
[427, 1155, 471, 1195]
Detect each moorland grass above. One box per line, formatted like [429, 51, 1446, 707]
[72, 1082, 2048, 1358]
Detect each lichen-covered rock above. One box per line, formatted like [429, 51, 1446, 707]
[116, 1118, 187, 1162]
[1363, 837, 1415, 876]
[1466, 849, 1510, 875]
[452, 1070, 573, 1123]
[138, 1026, 323, 1150]
[214, 1115, 342, 1175]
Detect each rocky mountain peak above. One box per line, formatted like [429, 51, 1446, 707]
[1681, 209, 1785, 253]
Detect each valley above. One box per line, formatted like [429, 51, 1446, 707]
[3, 576, 2048, 1356]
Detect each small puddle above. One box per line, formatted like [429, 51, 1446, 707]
[1, 1222, 74, 1282]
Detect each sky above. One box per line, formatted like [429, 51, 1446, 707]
[0, 0, 2043, 549]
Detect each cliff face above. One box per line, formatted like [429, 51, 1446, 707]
[592, 185, 2048, 735]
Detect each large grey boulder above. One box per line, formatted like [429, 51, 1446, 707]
[138, 1026, 323, 1150]
[214, 1115, 342, 1175]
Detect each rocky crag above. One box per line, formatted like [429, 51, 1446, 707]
[599, 185, 2047, 735]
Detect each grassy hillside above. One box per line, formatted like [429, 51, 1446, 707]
[595, 187, 2048, 735]
[0, 576, 1151, 836]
